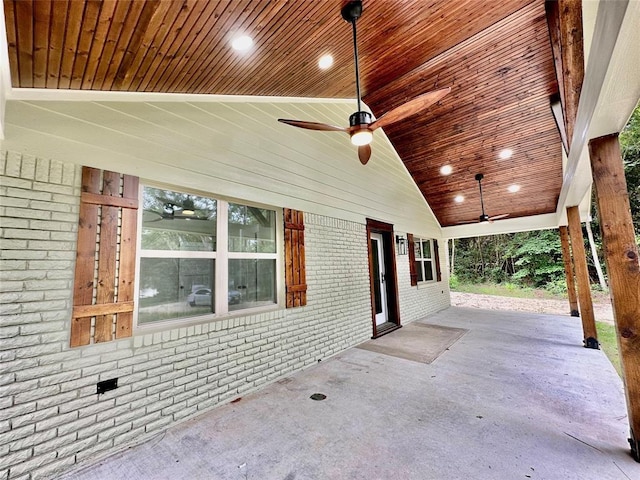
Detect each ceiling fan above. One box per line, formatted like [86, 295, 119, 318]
[277, 0, 450, 165]
[458, 173, 510, 224]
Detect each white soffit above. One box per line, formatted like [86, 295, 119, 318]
[588, 0, 640, 139]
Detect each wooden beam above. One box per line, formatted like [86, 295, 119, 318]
[545, 1, 566, 133]
[558, 226, 579, 316]
[566, 206, 598, 348]
[545, 0, 584, 148]
[589, 133, 640, 462]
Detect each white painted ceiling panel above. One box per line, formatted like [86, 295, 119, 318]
[1, 98, 441, 236]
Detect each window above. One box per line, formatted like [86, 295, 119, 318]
[227, 203, 277, 312]
[137, 186, 278, 326]
[413, 237, 436, 283]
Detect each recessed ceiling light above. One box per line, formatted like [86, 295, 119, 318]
[454, 195, 465, 203]
[231, 35, 253, 52]
[508, 184, 521, 193]
[440, 165, 453, 175]
[318, 54, 334, 69]
[499, 148, 513, 160]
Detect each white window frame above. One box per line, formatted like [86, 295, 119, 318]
[134, 183, 282, 330]
[414, 236, 436, 283]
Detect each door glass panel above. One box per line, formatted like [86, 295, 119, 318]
[371, 239, 382, 314]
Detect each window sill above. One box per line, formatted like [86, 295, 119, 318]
[134, 303, 282, 335]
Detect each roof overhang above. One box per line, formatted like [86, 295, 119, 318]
[0, 1, 637, 239]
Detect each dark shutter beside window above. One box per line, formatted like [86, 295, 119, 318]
[284, 208, 307, 307]
[407, 233, 418, 286]
[71, 167, 139, 347]
[434, 239, 442, 282]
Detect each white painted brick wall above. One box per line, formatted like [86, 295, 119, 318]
[395, 232, 451, 323]
[1, 152, 381, 478]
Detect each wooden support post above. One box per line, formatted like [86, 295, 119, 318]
[589, 133, 640, 462]
[566, 206, 598, 348]
[558, 226, 579, 316]
[545, 0, 584, 148]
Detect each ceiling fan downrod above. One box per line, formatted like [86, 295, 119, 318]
[475, 173, 490, 223]
[342, 0, 363, 112]
[341, 0, 373, 145]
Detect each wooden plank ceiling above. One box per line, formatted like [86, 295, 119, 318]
[3, 0, 562, 227]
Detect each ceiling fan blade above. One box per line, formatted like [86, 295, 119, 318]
[456, 219, 478, 225]
[488, 213, 510, 222]
[278, 119, 348, 132]
[369, 87, 451, 130]
[358, 144, 371, 165]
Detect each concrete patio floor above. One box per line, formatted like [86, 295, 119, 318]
[61, 307, 639, 480]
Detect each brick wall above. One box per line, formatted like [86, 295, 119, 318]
[0, 152, 377, 479]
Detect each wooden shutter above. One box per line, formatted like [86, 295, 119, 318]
[71, 167, 139, 347]
[407, 233, 418, 286]
[434, 239, 442, 282]
[284, 208, 307, 307]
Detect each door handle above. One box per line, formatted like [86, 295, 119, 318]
[381, 273, 385, 283]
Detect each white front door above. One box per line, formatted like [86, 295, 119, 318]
[370, 233, 388, 326]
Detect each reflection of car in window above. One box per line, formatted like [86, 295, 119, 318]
[228, 289, 242, 304]
[187, 288, 242, 306]
[187, 288, 211, 307]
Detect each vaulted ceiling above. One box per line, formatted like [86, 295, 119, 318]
[0, 0, 570, 227]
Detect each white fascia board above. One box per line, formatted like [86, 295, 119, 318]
[556, 0, 634, 216]
[441, 213, 560, 240]
[0, 4, 12, 140]
[7, 87, 358, 105]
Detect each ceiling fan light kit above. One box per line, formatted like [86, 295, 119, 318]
[277, 0, 450, 165]
[349, 111, 373, 146]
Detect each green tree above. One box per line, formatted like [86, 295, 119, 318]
[619, 104, 640, 233]
[510, 230, 564, 288]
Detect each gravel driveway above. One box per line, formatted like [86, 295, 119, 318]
[450, 291, 615, 324]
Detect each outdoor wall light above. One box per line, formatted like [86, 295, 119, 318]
[395, 235, 407, 255]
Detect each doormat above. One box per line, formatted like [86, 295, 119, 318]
[356, 322, 468, 364]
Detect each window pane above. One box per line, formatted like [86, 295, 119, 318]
[414, 261, 424, 282]
[138, 258, 214, 324]
[141, 187, 217, 251]
[228, 259, 276, 311]
[414, 240, 422, 260]
[424, 260, 434, 281]
[422, 240, 431, 259]
[228, 204, 276, 253]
